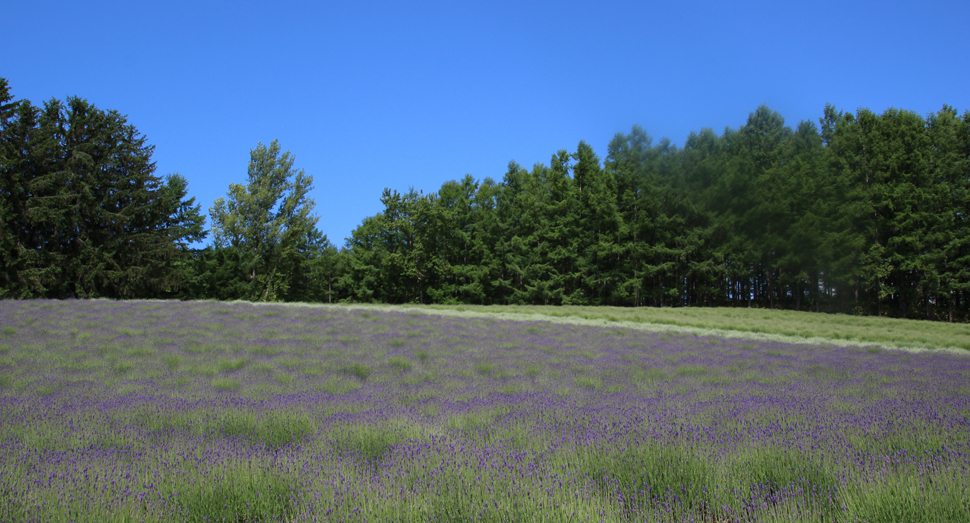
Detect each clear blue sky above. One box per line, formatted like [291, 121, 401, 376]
[4, 0, 968, 248]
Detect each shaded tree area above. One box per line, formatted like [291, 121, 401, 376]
[0, 79, 205, 299]
[329, 105, 970, 321]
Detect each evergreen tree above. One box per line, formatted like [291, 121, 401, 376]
[344, 214, 387, 302]
[0, 79, 202, 299]
[467, 177, 503, 303]
[779, 120, 828, 311]
[318, 101, 969, 321]
[878, 108, 931, 318]
[924, 106, 970, 321]
[570, 141, 606, 304]
[735, 105, 793, 308]
[494, 161, 531, 303]
[578, 141, 622, 304]
[0, 78, 28, 297]
[608, 126, 652, 306]
[542, 151, 579, 304]
[179, 246, 252, 301]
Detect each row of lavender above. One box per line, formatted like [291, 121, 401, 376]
[0, 300, 967, 522]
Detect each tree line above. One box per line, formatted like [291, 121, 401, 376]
[295, 104, 969, 322]
[2, 78, 968, 321]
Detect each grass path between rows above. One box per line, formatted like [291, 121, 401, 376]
[245, 302, 970, 354]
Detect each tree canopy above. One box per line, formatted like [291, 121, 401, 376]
[0, 78, 204, 299]
[208, 140, 331, 302]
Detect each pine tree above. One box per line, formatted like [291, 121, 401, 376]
[344, 214, 387, 302]
[0, 78, 28, 297]
[779, 120, 827, 311]
[925, 106, 970, 321]
[494, 161, 530, 303]
[735, 105, 793, 309]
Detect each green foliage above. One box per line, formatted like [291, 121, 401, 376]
[175, 466, 296, 523]
[840, 468, 970, 523]
[208, 140, 329, 302]
[327, 424, 406, 467]
[219, 410, 315, 449]
[212, 377, 241, 390]
[4, 74, 968, 323]
[342, 362, 372, 382]
[387, 355, 413, 373]
[163, 354, 181, 370]
[473, 360, 494, 376]
[332, 103, 970, 322]
[218, 357, 248, 372]
[0, 77, 204, 299]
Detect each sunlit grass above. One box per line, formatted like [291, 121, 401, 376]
[386, 303, 970, 352]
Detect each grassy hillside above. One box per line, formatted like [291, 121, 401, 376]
[332, 304, 970, 352]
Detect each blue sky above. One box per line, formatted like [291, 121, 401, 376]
[4, 0, 968, 247]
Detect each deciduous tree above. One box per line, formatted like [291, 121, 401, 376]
[209, 140, 321, 301]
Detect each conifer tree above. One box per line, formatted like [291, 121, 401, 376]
[0, 79, 202, 299]
[281, 101, 969, 320]
[0, 78, 27, 297]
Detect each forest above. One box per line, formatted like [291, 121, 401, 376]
[2, 78, 968, 321]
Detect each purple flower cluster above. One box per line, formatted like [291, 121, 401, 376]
[0, 300, 967, 522]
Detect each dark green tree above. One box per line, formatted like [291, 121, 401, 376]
[779, 120, 828, 311]
[343, 214, 387, 302]
[0, 79, 203, 299]
[493, 161, 531, 303]
[0, 78, 28, 297]
[326, 102, 968, 321]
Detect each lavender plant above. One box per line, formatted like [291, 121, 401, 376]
[0, 300, 967, 522]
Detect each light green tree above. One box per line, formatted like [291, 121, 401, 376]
[209, 140, 320, 301]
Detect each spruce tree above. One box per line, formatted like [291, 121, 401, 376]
[0, 79, 202, 299]
[0, 79, 27, 297]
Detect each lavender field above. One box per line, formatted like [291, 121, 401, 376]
[0, 300, 968, 523]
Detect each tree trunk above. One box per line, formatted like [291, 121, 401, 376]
[261, 256, 281, 302]
[815, 274, 821, 313]
[767, 270, 774, 309]
[877, 279, 882, 317]
[925, 290, 931, 321]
